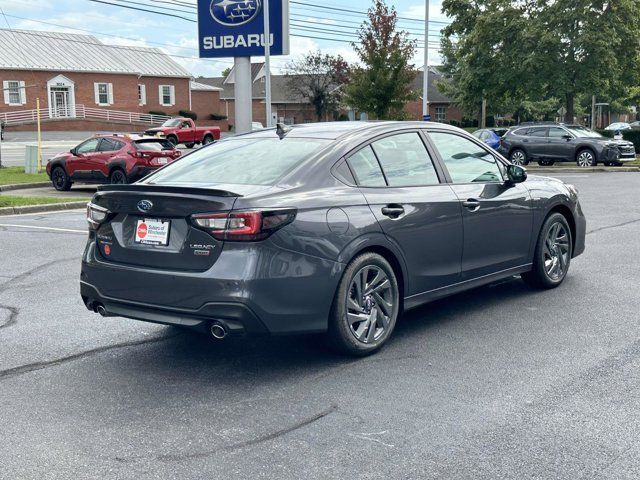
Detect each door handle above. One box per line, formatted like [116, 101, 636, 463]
[381, 205, 405, 218]
[462, 199, 481, 211]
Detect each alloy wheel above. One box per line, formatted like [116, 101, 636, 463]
[52, 169, 66, 189]
[577, 151, 594, 167]
[510, 150, 526, 165]
[543, 222, 570, 280]
[110, 170, 126, 184]
[346, 266, 393, 344]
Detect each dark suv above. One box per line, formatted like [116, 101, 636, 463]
[46, 134, 181, 191]
[499, 123, 636, 167]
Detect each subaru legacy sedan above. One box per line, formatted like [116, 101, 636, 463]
[81, 122, 586, 355]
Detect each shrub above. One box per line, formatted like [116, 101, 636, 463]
[210, 113, 228, 121]
[148, 110, 167, 116]
[449, 119, 460, 127]
[179, 110, 197, 121]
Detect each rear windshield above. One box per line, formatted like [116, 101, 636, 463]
[134, 139, 175, 151]
[146, 137, 330, 186]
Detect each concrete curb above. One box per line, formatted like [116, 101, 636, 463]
[0, 201, 87, 216]
[0, 182, 51, 192]
[528, 167, 640, 174]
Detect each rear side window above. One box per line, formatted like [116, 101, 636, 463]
[98, 139, 124, 151]
[371, 133, 439, 187]
[146, 137, 330, 186]
[347, 146, 386, 187]
[527, 127, 548, 137]
[135, 139, 175, 151]
[511, 128, 529, 136]
[428, 132, 503, 183]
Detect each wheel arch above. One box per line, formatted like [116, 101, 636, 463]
[575, 145, 596, 162]
[547, 203, 577, 254]
[107, 159, 127, 174]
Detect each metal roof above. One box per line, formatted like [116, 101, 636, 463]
[0, 28, 191, 78]
[190, 80, 222, 91]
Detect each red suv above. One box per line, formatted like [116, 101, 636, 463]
[46, 134, 181, 191]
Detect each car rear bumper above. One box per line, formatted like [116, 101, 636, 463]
[80, 240, 344, 335]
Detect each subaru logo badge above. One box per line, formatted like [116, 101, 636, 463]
[137, 200, 153, 213]
[210, 0, 261, 26]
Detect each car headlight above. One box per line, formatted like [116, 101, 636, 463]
[565, 184, 578, 196]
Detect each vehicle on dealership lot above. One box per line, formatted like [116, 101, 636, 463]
[471, 128, 502, 149]
[143, 117, 221, 148]
[604, 122, 631, 131]
[499, 122, 636, 167]
[629, 121, 640, 129]
[82, 122, 586, 355]
[46, 134, 181, 191]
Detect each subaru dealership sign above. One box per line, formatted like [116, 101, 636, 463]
[198, 0, 290, 57]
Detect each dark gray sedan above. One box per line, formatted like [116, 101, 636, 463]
[81, 122, 586, 355]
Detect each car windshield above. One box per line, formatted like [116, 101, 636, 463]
[145, 137, 330, 186]
[134, 139, 175, 151]
[566, 126, 602, 138]
[161, 119, 182, 127]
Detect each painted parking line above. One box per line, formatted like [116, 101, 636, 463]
[0, 224, 86, 234]
[0, 208, 85, 218]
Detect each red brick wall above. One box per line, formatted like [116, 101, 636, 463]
[0, 70, 191, 116]
[404, 101, 463, 123]
[190, 90, 222, 124]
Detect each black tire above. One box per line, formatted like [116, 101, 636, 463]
[185, 142, 195, 149]
[537, 160, 555, 166]
[328, 253, 400, 356]
[166, 135, 178, 147]
[522, 212, 572, 289]
[576, 149, 596, 167]
[509, 149, 529, 166]
[202, 134, 214, 145]
[51, 166, 72, 191]
[109, 168, 127, 185]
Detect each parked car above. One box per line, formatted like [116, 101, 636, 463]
[629, 121, 640, 129]
[144, 117, 221, 148]
[81, 122, 586, 355]
[471, 128, 502, 149]
[46, 134, 181, 191]
[499, 123, 636, 167]
[604, 122, 631, 131]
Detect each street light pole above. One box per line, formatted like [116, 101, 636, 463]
[422, 0, 429, 120]
[263, 0, 273, 127]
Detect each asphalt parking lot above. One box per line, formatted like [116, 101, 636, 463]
[0, 172, 639, 479]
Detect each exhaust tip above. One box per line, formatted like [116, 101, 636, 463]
[96, 304, 107, 317]
[210, 322, 227, 340]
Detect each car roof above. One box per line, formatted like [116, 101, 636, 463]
[94, 133, 166, 141]
[231, 121, 463, 141]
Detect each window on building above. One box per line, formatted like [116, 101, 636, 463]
[435, 106, 446, 122]
[3, 80, 25, 106]
[159, 85, 175, 106]
[138, 84, 146, 106]
[94, 83, 113, 106]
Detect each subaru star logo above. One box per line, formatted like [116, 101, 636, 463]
[137, 200, 153, 213]
[210, 0, 261, 26]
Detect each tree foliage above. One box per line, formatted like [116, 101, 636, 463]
[285, 51, 350, 121]
[440, 0, 640, 122]
[345, 0, 418, 119]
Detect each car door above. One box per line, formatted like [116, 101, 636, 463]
[425, 130, 533, 280]
[346, 131, 463, 296]
[544, 126, 574, 160]
[179, 120, 194, 143]
[95, 138, 124, 180]
[521, 126, 548, 159]
[69, 138, 101, 179]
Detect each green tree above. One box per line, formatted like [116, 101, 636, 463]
[345, 0, 417, 119]
[285, 51, 350, 121]
[221, 67, 232, 78]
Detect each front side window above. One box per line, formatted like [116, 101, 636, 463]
[76, 138, 100, 154]
[347, 146, 386, 187]
[548, 127, 568, 138]
[428, 131, 503, 183]
[435, 106, 446, 122]
[146, 137, 330, 186]
[371, 133, 439, 187]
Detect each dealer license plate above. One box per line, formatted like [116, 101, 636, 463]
[135, 218, 170, 246]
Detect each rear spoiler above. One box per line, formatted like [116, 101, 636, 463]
[96, 184, 241, 197]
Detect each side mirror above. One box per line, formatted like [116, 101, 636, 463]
[70, 148, 77, 155]
[562, 134, 572, 140]
[506, 164, 527, 184]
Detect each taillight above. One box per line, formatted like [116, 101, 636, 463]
[191, 209, 296, 241]
[87, 203, 109, 230]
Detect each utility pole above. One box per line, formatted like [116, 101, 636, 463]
[591, 95, 596, 129]
[263, 0, 273, 127]
[481, 97, 487, 128]
[422, 0, 429, 120]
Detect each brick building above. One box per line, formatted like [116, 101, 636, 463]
[0, 29, 223, 131]
[199, 63, 463, 128]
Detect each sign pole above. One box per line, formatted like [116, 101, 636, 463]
[234, 57, 253, 134]
[263, 0, 273, 127]
[36, 97, 42, 172]
[422, 0, 429, 120]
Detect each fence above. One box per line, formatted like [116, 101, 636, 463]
[0, 105, 171, 126]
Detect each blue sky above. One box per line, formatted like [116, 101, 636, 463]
[0, 0, 449, 77]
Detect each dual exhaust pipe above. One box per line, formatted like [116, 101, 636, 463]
[92, 302, 228, 340]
